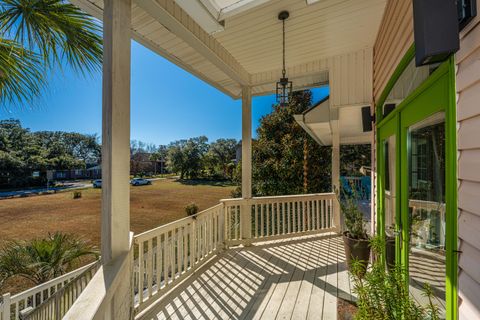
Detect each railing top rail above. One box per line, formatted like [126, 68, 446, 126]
[220, 192, 336, 203]
[21, 260, 101, 319]
[63, 232, 134, 320]
[134, 203, 223, 242]
[10, 260, 99, 301]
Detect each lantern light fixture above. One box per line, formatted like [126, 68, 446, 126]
[276, 10, 293, 106]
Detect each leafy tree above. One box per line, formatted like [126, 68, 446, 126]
[235, 90, 331, 197]
[150, 145, 167, 162]
[0, 0, 102, 107]
[0, 119, 101, 187]
[341, 144, 371, 176]
[166, 136, 209, 179]
[0, 232, 98, 287]
[206, 138, 237, 178]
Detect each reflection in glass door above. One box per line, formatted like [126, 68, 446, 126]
[384, 135, 397, 268]
[407, 112, 446, 318]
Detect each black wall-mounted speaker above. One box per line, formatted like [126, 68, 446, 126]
[383, 104, 396, 118]
[458, 0, 477, 31]
[413, 0, 460, 67]
[362, 106, 373, 132]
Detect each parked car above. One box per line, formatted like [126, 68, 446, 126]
[130, 178, 151, 186]
[92, 179, 102, 188]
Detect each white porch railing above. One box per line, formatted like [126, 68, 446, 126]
[133, 203, 224, 314]
[223, 193, 336, 244]
[20, 261, 101, 320]
[2, 193, 339, 320]
[133, 193, 338, 316]
[0, 260, 99, 320]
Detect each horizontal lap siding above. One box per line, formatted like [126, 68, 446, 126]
[372, 0, 414, 103]
[456, 5, 480, 318]
[373, 1, 480, 318]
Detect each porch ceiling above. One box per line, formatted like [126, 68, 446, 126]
[73, 0, 386, 99]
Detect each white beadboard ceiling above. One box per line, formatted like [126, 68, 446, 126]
[72, 0, 386, 101]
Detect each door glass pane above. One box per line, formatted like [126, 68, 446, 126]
[408, 112, 446, 318]
[382, 59, 440, 117]
[384, 136, 396, 268]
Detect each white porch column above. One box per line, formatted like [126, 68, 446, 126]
[101, 1, 132, 318]
[331, 119, 341, 232]
[102, 0, 131, 263]
[241, 86, 252, 241]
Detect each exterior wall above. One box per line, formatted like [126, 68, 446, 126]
[373, 0, 414, 103]
[329, 48, 373, 108]
[371, 0, 415, 236]
[456, 7, 480, 319]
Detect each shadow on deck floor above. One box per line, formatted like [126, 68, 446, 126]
[137, 233, 355, 320]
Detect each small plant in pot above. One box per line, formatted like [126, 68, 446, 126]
[340, 187, 370, 277]
[351, 236, 440, 320]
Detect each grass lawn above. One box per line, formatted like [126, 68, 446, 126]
[0, 178, 235, 294]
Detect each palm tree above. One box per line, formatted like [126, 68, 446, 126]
[0, 232, 99, 286]
[0, 0, 102, 107]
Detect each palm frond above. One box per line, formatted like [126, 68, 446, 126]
[0, 38, 46, 106]
[0, 0, 102, 75]
[0, 232, 98, 286]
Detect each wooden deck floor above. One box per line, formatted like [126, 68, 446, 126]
[137, 233, 355, 320]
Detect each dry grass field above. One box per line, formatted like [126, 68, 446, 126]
[0, 178, 235, 294]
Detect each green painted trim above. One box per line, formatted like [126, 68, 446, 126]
[377, 61, 450, 129]
[445, 56, 458, 320]
[375, 44, 415, 122]
[376, 113, 401, 267]
[375, 54, 458, 320]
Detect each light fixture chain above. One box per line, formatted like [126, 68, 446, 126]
[282, 18, 286, 77]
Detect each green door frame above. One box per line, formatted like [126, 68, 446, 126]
[377, 113, 402, 266]
[376, 48, 457, 320]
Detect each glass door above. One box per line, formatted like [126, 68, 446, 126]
[406, 113, 446, 317]
[377, 58, 456, 319]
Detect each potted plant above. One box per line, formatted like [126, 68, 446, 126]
[351, 237, 440, 320]
[340, 188, 370, 276]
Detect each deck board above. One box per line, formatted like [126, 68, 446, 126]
[137, 233, 354, 320]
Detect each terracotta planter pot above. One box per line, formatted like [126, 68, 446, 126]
[342, 232, 371, 277]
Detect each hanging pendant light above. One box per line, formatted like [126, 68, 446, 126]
[276, 10, 293, 106]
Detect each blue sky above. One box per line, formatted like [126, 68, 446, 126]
[1, 41, 329, 146]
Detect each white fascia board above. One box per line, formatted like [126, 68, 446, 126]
[175, 0, 224, 34]
[294, 115, 328, 146]
[219, 0, 274, 20]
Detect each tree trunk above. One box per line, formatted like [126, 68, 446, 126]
[303, 138, 308, 193]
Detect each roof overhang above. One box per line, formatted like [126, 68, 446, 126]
[294, 98, 371, 146]
[72, 0, 386, 101]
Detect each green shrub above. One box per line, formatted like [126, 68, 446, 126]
[73, 191, 82, 199]
[185, 203, 199, 216]
[0, 232, 98, 286]
[351, 237, 440, 320]
[340, 186, 368, 240]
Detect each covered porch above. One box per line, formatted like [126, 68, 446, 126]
[138, 233, 352, 320]
[2, 0, 386, 319]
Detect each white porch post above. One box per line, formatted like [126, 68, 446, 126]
[241, 86, 252, 242]
[102, 0, 132, 318]
[102, 0, 131, 264]
[331, 119, 341, 232]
